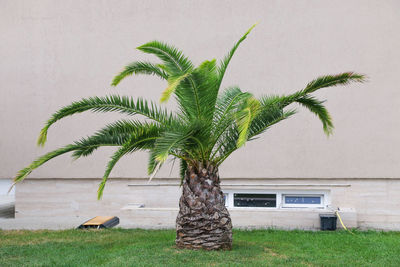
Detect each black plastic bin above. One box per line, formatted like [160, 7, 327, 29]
[319, 214, 337, 231]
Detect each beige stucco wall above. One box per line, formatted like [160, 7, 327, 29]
[1, 0, 400, 180]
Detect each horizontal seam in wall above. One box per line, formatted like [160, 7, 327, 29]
[127, 183, 351, 187]
[14, 177, 400, 180]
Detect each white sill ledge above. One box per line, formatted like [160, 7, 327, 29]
[120, 207, 334, 212]
[127, 183, 351, 187]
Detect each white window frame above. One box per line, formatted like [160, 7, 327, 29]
[222, 189, 329, 210]
[232, 192, 277, 209]
[225, 189, 279, 210]
[281, 194, 324, 208]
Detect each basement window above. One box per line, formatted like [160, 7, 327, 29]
[233, 193, 276, 208]
[222, 190, 328, 209]
[282, 194, 324, 208]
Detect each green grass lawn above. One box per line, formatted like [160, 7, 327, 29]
[1, 229, 399, 266]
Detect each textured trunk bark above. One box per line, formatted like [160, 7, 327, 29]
[175, 163, 232, 250]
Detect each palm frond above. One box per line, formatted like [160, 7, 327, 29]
[303, 72, 366, 94]
[137, 41, 193, 75]
[245, 72, 365, 139]
[248, 108, 297, 139]
[15, 120, 163, 185]
[97, 122, 163, 199]
[252, 73, 365, 112]
[170, 60, 220, 121]
[214, 108, 296, 165]
[14, 145, 79, 184]
[209, 87, 252, 158]
[213, 87, 247, 123]
[151, 119, 208, 163]
[244, 95, 298, 140]
[160, 72, 190, 103]
[154, 130, 189, 163]
[212, 94, 297, 164]
[235, 97, 261, 147]
[173, 73, 201, 120]
[111, 61, 168, 86]
[296, 96, 333, 136]
[97, 144, 131, 199]
[212, 125, 239, 164]
[72, 133, 128, 159]
[192, 59, 219, 120]
[166, 59, 221, 149]
[37, 95, 172, 146]
[136, 41, 206, 120]
[147, 149, 158, 175]
[217, 23, 257, 89]
[72, 120, 161, 159]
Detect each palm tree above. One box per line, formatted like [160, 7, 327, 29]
[13, 24, 365, 250]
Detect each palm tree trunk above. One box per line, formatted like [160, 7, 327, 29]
[175, 163, 232, 250]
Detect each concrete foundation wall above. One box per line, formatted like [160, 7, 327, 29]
[13, 178, 400, 230]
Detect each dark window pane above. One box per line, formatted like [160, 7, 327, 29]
[285, 196, 321, 204]
[234, 193, 276, 207]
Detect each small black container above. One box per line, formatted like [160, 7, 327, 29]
[319, 214, 337, 231]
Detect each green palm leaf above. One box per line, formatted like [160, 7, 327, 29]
[98, 144, 131, 200]
[209, 87, 251, 154]
[217, 23, 257, 89]
[192, 59, 219, 120]
[111, 61, 168, 86]
[14, 145, 78, 185]
[154, 129, 189, 163]
[296, 96, 333, 135]
[235, 96, 261, 147]
[97, 123, 163, 198]
[160, 72, 191, 103]
[72, 120, 161, 159]
[37, 95, 172, 146]
[303, 72, 365, 94]
[147, 149, 158, 176]
[137, 41, 193, 75]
